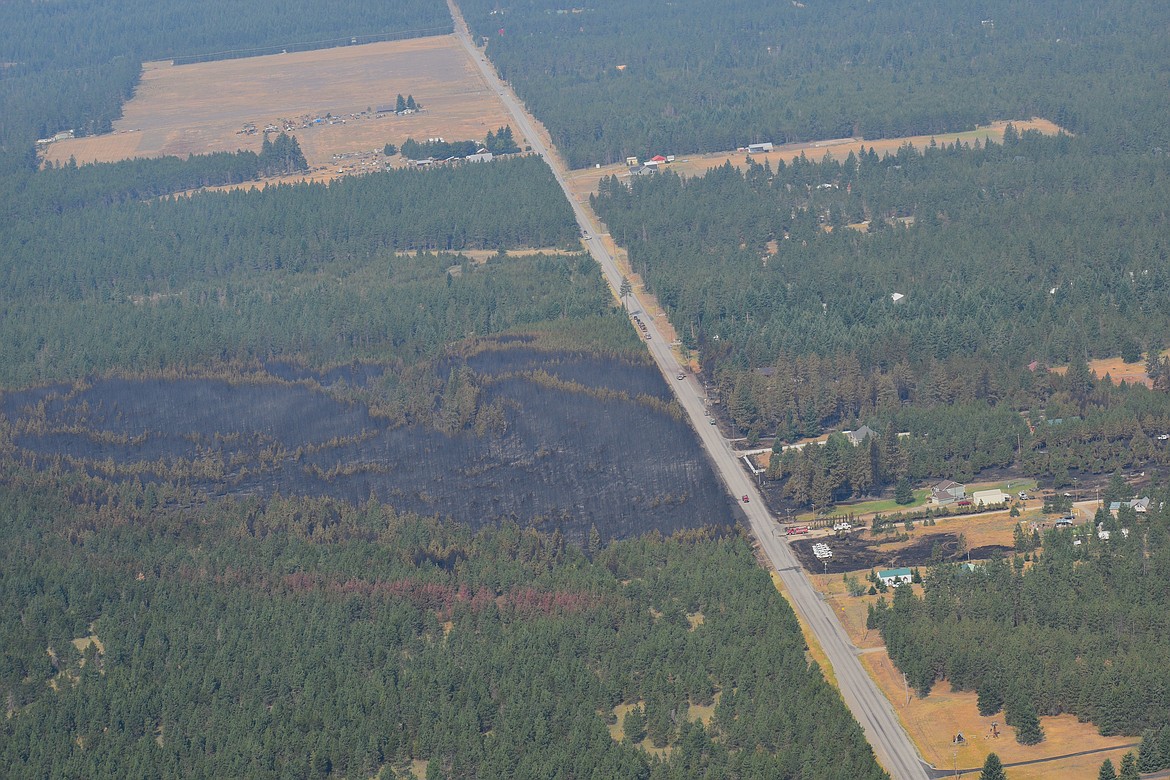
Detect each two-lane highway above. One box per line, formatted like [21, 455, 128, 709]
[448, 5, 931, 777]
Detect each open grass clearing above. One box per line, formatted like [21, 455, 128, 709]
[862, 650, 1136, 778]
[44, 35, 519, 179]
[70, 633, 105, 657]
[1050, 349, 1170, 388]
[606, 694, 719, 751]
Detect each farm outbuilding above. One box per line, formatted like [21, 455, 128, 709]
[971, 489, 1010, 506]
[747, 142, 774, 153]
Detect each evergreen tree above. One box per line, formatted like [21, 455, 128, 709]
[1006, 691, 1044, 745]
[1120, 339, 1142, 364]
[894, 477, 914, 505]
[587, 524, 601, 559]
[619, 276, 633, 309]
[1119, 752, 1139, 780]
[396, 94, 406, 113]
[484, 125, 519, 154]
[1138, 728, 1165, 772]
[980, 752, 1008, 780]
[1098, 759, 1118, 780]
[622, 705, 646, 744]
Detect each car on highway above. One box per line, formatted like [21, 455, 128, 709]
[676, 374, 684, 380]
[741, 495, 749, 503]
[708, 418, 716, 425]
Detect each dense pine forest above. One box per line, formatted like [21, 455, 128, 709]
[460, 0, 1170, 167]
[591, 133, 1170, 505]
[0, 475, 886, 780]
[869, 488, 1170, 770]
[1, 155, 581, 384]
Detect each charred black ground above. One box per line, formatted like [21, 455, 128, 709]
[790, 532, 1014, 574]
[1, 348, 733, 542]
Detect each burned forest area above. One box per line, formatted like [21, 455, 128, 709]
[1, 346, 732, 543]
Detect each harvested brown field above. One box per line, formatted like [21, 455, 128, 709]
[564, 119, 1065, 200]
[43, 36, 519, 176]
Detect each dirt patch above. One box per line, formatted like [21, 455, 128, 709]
[43, 36, 520, 179]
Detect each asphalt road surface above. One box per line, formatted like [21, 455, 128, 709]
[449, 5, 932, 777]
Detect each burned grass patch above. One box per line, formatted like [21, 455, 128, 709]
[790, 532, 1013, 574]
[1, 348, 729, 542]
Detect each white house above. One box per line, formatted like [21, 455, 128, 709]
[930, 480, 966, 506]
[747, 142, 774, 154]
[878, 567, 913, 587]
